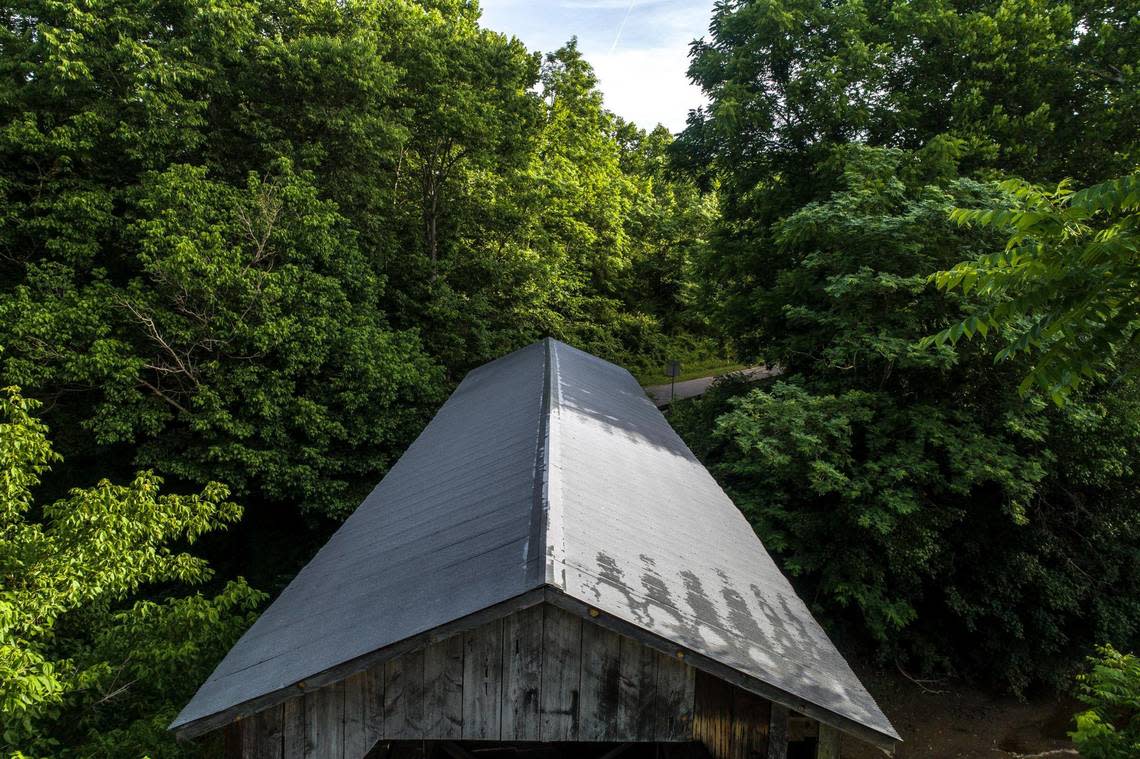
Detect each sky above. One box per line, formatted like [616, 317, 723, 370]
[479, 0, 717, 133]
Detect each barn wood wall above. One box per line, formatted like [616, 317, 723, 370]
[224, 604, 782, 759]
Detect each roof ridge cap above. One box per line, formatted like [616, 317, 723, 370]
[542, 339, 565, 588]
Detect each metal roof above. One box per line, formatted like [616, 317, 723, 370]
[172, 339, 899, 745]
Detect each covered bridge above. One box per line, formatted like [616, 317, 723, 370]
[171, 339, 899, 758]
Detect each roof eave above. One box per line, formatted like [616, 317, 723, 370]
[172, 584, 900, 751]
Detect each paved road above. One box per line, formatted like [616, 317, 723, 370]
[644, 365, 777, 407]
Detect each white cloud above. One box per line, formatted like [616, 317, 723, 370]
[590, 47, 704, 130]
[479, 0, 714, 132]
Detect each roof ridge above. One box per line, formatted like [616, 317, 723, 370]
[543, 338, 564, 588]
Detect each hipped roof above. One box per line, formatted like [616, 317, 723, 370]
[172, 339, 899, 746]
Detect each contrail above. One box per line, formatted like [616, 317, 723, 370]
[609, 0, 638, 52]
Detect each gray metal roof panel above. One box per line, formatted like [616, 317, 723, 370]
[544, 340, 898, 740]
[172, 341, 548, 729]
[172, 338, 898, 744]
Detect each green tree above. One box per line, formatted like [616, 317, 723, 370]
[927, 173, 1140, 403]
[672, 147, 1140, 690]
[1071, 645, 1140, 759]
[0, 384, 263, 757]
[0, 0, 449, 519]
[679, 0, 1138, 191]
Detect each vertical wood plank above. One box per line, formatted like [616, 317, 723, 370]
[501, 605, 544, 741]
[239, 716, 257, 759]
[304, 682, 344, 759]
[617, 635, 657, 740]
[462, 618, 504, 740]
[766, 704, 788, 759]
[385, 650, 425, 739]
[730, 689, 770, 759]
[816, 724, 841, 759]
[424, 634, 464, 740]
[225, 721, 244, 759]
[344, 667, 384, 758]
[693, 670, 733, 758]
[282, 696, 306, 759]
[654, 651, 695, 741]
[578, 622, 622, 741]
[242, 704, 284, 759]
[540, 605, 583, 741]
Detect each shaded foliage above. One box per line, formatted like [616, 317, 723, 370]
[671, 148, 1140, 690]
[0, 385, 263, 757]
[928, 173, 1140, 402]
[1071, 645, 1140, 759]
[0, 1, 713, 521]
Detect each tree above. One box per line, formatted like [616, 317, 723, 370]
[677, 0, 1139, 359]
[1071, 645, 1140, 759]
[679, 0, 1138, 191]
[0, 384, 263, 757]
[671, 147, 1140, 690]
[0, 0, 448, 520]
[927, 173, 1140, 403]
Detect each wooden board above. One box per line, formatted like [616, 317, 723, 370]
[767, 704, 788, 759]
[282, 696, 306, 759]
[344, 668, 383, 758]
[816, 724, 841, 759]
[694, 670, 733, 758]
[654, 651, 696, 741]
[225, 721, 243, 759]
[384, 649, 425, 739]
[304, 682, 344, 759]
[540, 604, 583, 741]
[579, 622, 623, 741]
[242, 703, 284, 759]
[617, 634, 658, 741]
[424, 634, 464, 740]
[462, 618, 504, 740]
[501, 603, 544, 740]
[730, 688, 770, 759]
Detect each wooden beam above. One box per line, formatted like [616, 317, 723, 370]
[540, 605, 583, 741]
[502, 603, 544, 740]
[767, 704, 788, 759]
[461, 618, 504, 740]
[817, 724, 841, 759]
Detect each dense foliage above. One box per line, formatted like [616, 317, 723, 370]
[2, 0, 1138, 752]
[0, 384, 262, 757]
[678, 0, 1138, 190]
[1071, 645, 1140, 758]
[672, 148, 1140, 689]
[929, 173, 1140, 402]
[673, 0, 1140, 692]
[0, 0, 713, 521]
[0, 2, 717, 753]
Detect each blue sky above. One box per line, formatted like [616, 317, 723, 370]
[479, 0, 716, 133]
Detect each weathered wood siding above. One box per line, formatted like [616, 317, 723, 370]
[224, 603, 783, 759]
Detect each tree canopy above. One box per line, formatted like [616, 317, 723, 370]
[0, 384, 262, 757]
[672, 0, 1140, 692]
[928, 173, 1140, 402]
[0, 0, 713, 522]
[2, 0, 1139, 752]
